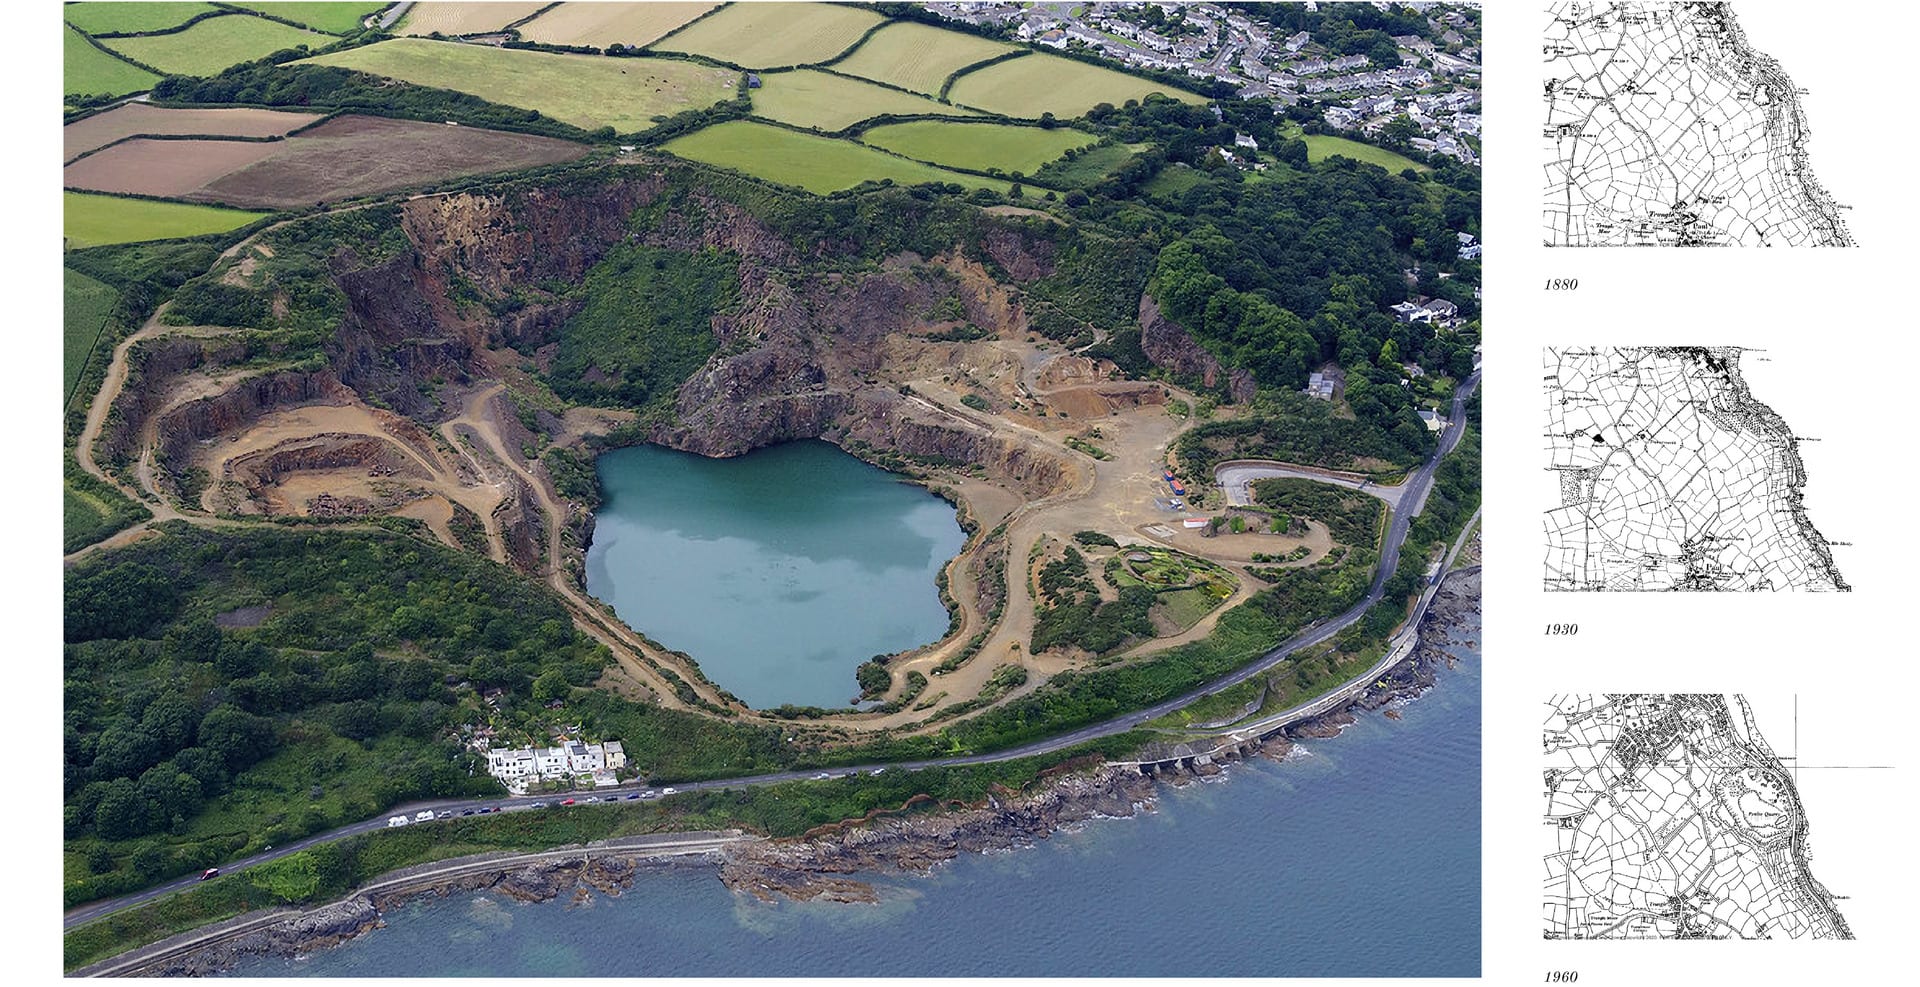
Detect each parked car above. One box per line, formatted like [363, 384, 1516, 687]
[414, 810, 435, 822]
[435, 810, 453, 819]
[582, 796, 599, 804]
[460, 809, 475, 816]
[199, 868, 220, 881]
[560, 798, 576, 806]
[624, 793, 640, 800]
[529, 802, 548, 809]
[387, 816, 409, 828]
[640, 790, 659, 799]
[660, 787, 677, 795]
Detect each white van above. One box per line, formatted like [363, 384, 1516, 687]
[387, 816, 409, 827]
[414, 810, 435, 822]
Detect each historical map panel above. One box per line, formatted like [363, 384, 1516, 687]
[1543, 346, 1847, 592]
[1544, 2, 1853, 246]
[1543, 694, 1853, 939]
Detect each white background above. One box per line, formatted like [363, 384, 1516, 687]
[7, 1, 1918, 984]
[1488, 0, 1917, 982]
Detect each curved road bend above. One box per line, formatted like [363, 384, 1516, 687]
[67, 371, 1480, 934]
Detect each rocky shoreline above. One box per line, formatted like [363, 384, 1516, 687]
[100, 568, 1480, 976]
[717, 565, 1482, 902]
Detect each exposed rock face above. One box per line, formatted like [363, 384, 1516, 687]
[142, 898, 382, 977]
[152, 371, 350, 475]
[718, 765, 1154, 902]
[1137, 295, 1256, 403]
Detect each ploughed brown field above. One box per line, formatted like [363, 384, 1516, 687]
[64, 104, 325, 163]
[63, 138, 283, 199]
[61, 115, 589, 208]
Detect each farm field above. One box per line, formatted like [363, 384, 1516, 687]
[301, 38, 738, 132]
[517, 2, 718, 49]
[64, 26, 158, 98]
[947, 52, 1203, 118]
[751, 70, 976, 132]
[224, 3, 386, 34]
[397, 1, 549, 36]
[65, 115, 588, 209]
[1034, 141, 1142, 186]
[104, 13, 327, 77]
[1305, 135, 1430, 173]
[63, 2, 217, 35]
[831, 21, 1013, 95]
[651, 2, 881, 68]
[662, 120, 1009, 195]
[64, 269, 118, 404]
[197, 115, 590, 208]
[859, 120, 1095, 175]
[65, 138, 284, 198]
[64, 104, 324, 162]
[64, 191, 268, 248]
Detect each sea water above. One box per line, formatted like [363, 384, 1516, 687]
[230, 609, 1481, 978]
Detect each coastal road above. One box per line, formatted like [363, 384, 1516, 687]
[67, 371, 1479, 935]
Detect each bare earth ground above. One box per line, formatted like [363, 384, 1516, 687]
[64, 139, 283, 199]
[64, 104, 324, 162]
[62, 116, 587, 208]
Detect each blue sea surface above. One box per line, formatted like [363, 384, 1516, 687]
[231, 613, 1481, 978]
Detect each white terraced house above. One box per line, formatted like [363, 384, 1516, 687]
[486, 740, 623, 794]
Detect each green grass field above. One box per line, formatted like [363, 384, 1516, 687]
[64, 269, 118, 404]
[662, 120, 1009, 195]
[1034, 141, 1141, 186]
[302, 38, 739, 132]
[225, 2, 385, 34]
[104, 13, 327, 77]
[64, 192, 268, 249]
[831, 21, 1013, 95]
[751, 70, 977, 132]
[1142, 162, 1208, 201]
[64, 26, 159, 98]
[1305, 135, 1431, 173]
[947, 52, 1203, 118]
[651, 1, 881, 68]
[859, 120, 1094, 175]
[63, 2, 218, 34]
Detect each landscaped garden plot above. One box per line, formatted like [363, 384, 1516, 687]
[751, 70, 976, 132]
[195, 115, 590, 208]
[64, 269, 118, 404]
[1305, 135, 1430, 173]
[947, 52, 1202, 118]
[104, 13, 327, 77]
[64, 104, 324, 162]
[65, 115, 588, 209]
[64, 192, 268, 248]
[651, 2, 881, 68]
[517, 2, 718, 49]
[65, 139, 284, 199]
[301, 38, 738, 132]
[396, 1, 549, 36]
[859, 120, 1095, 175]
[63, 2, 217, 35]
[63, 26, 158, 98]
[224, 3, 387, 34]
[661, 120, 1008, 195]
[831, 21, 1012, 95]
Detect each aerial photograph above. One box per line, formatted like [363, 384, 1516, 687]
[59, 0, 1483, 977]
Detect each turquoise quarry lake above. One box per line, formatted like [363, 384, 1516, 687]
[227, 609, 1482, 978]
[583, 440, 966, 709]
